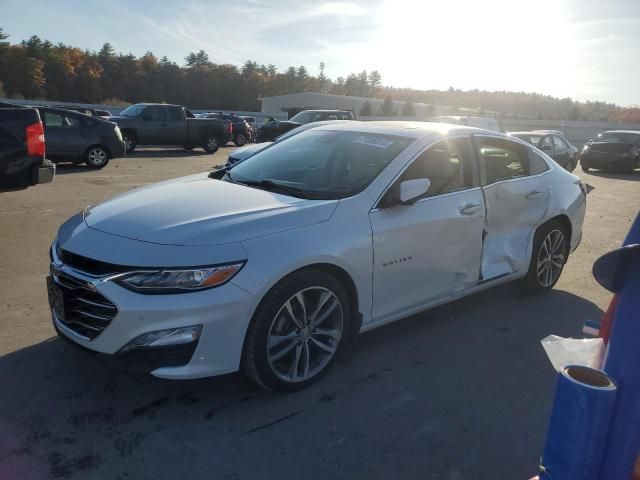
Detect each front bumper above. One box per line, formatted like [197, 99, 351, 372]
[581, 151, 633, 167]
[48, 243, 256, 379]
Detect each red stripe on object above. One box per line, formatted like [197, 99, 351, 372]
[599, 295, 619, 345]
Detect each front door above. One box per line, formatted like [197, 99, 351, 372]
[475, 135, 552, 280]
[369, 137, 485, 321]
[139, 106, 168, 144]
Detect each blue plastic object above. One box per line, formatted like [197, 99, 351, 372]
[596, 213, 640, 479]
[539, 365, 617, 480]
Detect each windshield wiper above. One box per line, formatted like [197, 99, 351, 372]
[240, 179, 307, 198]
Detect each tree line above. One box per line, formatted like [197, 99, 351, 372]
[0, 28, 638, 122]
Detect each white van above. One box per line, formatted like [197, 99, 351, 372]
[430, 116, 501, 132]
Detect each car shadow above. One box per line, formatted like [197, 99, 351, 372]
[53, 163, 93, 175]
[0, 285, 603, 479]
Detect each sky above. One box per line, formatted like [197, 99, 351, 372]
[2, 0, 640, 106]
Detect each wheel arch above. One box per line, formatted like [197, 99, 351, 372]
[541, 213, 572, 247]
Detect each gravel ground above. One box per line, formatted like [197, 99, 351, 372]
[1, 148, 638, 480]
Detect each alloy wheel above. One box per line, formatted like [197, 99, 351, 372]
[267, 287, 343, 383]
[536, 229, 565, 287]
[88, 148, 107, 166]
[207, 137, 218, 151]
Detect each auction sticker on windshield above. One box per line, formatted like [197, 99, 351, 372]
[352, 136, 395, 149]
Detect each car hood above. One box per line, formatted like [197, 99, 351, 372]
[84, 173, 338, 246]
[229, 142, 271, 161]
[588, 142, 635, 154]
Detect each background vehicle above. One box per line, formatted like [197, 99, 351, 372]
[258, 109, 355, 141]
[0, 107, 55, 192]
[108, 103, 232, 153]
[509, 130, 579, 171]
[37, 106, 125, 169]
[430, 116, 501, 132]
[50, 122, 585, 392]
[225, 120, 352, 168]
[198, 112, 253, 146]
[580, 130, 640, 173]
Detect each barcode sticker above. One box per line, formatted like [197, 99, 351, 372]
[352, 136, 394, 149]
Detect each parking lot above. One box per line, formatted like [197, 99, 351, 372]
[0, 147, 638, 480]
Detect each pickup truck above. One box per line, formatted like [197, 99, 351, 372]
[108, 103, 232, 153]
[0, 108, 55, 193]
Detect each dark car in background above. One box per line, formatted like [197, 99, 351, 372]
[258, 109, 355, 141]
[37, 107, 125, 169]
[0, 107, 55, 192]
[508, 130, 578, 171]
[580, 130, 640, 173]
[109, 103, 232, 153]
[198, 112, 253, 146]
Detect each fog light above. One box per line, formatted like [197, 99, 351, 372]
[121, 325, 202, 352]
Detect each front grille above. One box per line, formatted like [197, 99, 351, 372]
[52, 272, 118, 340]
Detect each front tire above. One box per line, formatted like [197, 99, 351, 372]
[243, 269, 351, 392]
[122, 132, 136, 153]
[85, 146, 110, 169]
[519, 221, 568, 292]
[203, 135, 219, 153]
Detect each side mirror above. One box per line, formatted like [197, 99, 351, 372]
[399, 178, 430, 204]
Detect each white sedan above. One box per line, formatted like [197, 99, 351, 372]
[48, 122, 586, 391]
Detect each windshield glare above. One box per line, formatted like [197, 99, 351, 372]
[597, 132, 640, 144]
[118, 105, 146, 117]
[229, 130, 413, 199]
[289, 111, 324, 124]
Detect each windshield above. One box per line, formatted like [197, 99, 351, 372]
[289, 111, 326, 124]
[118, 105, 146, 117]
[513, 134, 542, 145]
[228, 129, 413, 199]
[596, 132, 640, 144]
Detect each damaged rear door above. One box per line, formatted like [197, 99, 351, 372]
[475, 135, 552, 280]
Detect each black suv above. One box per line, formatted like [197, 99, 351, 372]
[580, 130, 640, 173]
[508, 130, 578, 171]
[199, 113, 253, 146]
[258, 109, 355, 141]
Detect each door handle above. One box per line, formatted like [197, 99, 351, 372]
[459, 203, 482, 215]
[526, 190, 546, 199]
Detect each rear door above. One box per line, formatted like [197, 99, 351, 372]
[138, 106, 167, 144]
[41, 110, 87, 158]
[369, 136, 485, 321]
[165, 106, 188, 144]
[475, 135, 552, 280]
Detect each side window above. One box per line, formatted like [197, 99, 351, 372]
[478, 137, 529, 184]
[64, 115, 80, 128]
[43, 112, 64, 128]
[168, 107, 183, 122]
[539, 135, 553, 152]
[143, 107, 166, 121]
[529, 150, 550, 175]
[401, 138, 474, 197]
[553, 136, 566, 150]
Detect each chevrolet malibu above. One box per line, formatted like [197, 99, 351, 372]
[48, 122, 586, 392]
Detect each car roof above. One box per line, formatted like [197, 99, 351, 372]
[600, 130, 640, 135]
[307, 120, 508, 139]
[299, 109, 352, 113]
[509, 131, 558, 135]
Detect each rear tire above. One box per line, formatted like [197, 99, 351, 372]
[234, 134, 247, 147]
[84, 146, 110, 169]
[242, 269, 351, 392]
[519, 220, 568, 293]
[202, 135, 219, 153]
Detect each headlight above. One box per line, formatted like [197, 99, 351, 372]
[115, 262, 245, 293]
